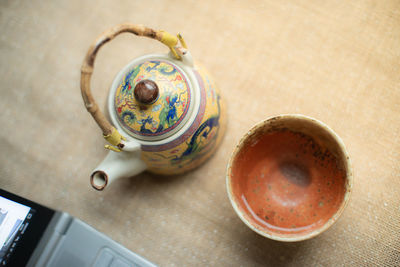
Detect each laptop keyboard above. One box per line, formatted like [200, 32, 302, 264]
[92, 247, 138, 267]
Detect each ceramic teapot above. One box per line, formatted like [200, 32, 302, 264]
[80, 24, 226, 190]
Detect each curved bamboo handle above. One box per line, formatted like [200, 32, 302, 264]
[80, 23, 183, 151]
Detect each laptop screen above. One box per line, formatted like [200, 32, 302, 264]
[0, 196, 35, 265]
[0, 189, 54, 266]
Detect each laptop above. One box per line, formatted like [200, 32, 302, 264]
[0, 188, 157, 267]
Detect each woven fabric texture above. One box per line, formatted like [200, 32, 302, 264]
[0, 0, 399, 266]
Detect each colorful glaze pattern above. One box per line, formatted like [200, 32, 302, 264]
[141, 65, 226, 175]
[114, 60, 191, 137]
[230, 127, 346, 237]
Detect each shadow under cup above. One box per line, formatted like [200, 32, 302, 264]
[227, 115, 352, 242]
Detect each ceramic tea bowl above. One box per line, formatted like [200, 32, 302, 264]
[226, 114, 352, 242]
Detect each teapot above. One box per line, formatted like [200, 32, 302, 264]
[80, 24, 226, 190]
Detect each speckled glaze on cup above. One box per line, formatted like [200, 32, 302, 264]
[226, 115, 352, 242]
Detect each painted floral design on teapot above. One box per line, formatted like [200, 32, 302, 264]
[80, 24, 226, 190]
[115, 61, 191, 137]
[140, 64, 224, 175]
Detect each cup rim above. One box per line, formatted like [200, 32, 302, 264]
[226, 114, 353, 242]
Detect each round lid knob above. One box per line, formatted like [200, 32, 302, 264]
[114, 60, 192, 141]
[134, 79, 159, 105]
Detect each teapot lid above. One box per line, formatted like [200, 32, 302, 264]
[113, 59, 193, 141]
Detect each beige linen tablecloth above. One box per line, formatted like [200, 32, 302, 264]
[0, 0, 399, 266]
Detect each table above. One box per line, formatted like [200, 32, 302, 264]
[1, 0, 399, 265]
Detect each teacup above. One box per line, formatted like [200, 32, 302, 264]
[226, 114, 352, 241]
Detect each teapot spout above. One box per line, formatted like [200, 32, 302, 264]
[90, 143, 147, 191]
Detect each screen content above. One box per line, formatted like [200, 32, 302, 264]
[0, 196, 34, 265]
